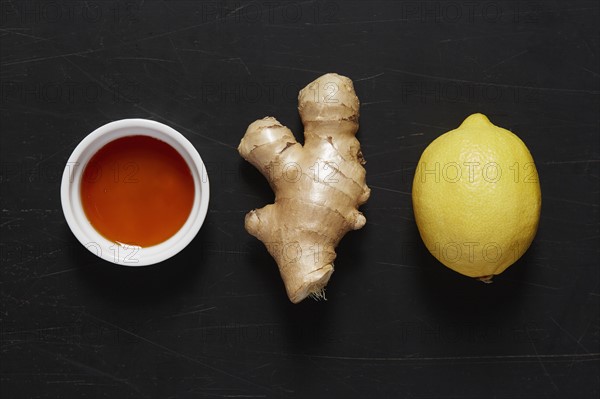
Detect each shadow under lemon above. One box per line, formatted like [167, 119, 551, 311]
[412, 217, 534, 325]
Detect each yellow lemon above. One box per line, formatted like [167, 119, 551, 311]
[412, 113, 541, 280]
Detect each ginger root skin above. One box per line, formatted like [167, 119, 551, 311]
[238, 73, 370, 303]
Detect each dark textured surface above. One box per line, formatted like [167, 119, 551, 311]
[1, 1, 599, 398]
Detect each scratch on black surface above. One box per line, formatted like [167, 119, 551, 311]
[369, 185, 411, 195]
[525, 327, 559, 391]
[113, 57, 176, 63]
[387, 68, 600, 95]
[134, 104, 236, 149]
[168, 307, 217, 318]
[62, 56, 136, 105]
[215, 225, 234, 238]
[280, 352, 600, 364]
[2, 2, 311, 67]
[482, 49, 529, 72]
[580, 66, 600, 77]
[169, 36, 189, 76]
[542, 160, 600, 165]
[375, 261, 417, 269]
[549, 316, 590, 355]
[361, 100, 393, 107]
[354, 72, 385, 82]
[409, 121, 449, 130]
[0, 217, 24, 228]
[544, 196, 599, 207]
[250, 62, 327, 75]
[33, 347, 142, 394]
[368, 169, 409, 178]
[226, 57, 252, 76]
[5, 137, 82, 181]
[31, 226, 70, 243]
[84, 313, 274, 394]
[2, 49, 100, 67]
[0, 28, 50, 42]
[35, 267, 77, 279]
[176, 322, 279, 333]
[502, 278, 561, 291]
[367, 143, 427, 157]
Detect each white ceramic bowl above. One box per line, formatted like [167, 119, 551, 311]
[60, 119, 210, 266]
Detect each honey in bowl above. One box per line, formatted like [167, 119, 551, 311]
[80, 135, 195, 247]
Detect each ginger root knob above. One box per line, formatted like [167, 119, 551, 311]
[238, 73, 370, 303]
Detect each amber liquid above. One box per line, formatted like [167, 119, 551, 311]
[80, 136, 195, 247]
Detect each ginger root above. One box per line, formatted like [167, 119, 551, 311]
[238, 73, 370, 303]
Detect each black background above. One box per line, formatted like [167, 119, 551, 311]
[1, 1, 599, 398]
